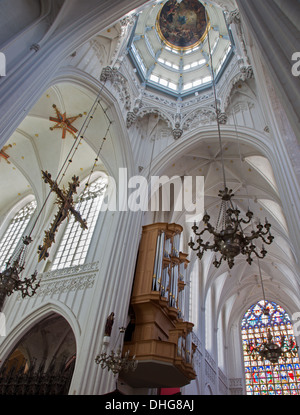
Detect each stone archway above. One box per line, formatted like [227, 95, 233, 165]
[0, 313, 76, 395]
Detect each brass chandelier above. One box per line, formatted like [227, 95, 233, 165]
[247, 315, 299, 364]
[95, 326, 138, 375]
[95, 345, 138, 376]
[188, 10, 274, 269]
[0, 236, 40, 310]
[188, 187, 274, 269]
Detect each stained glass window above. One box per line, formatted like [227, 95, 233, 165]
[51, 176, 108, 270]
[242, 300, 300, 395]
[0, 200, 37, 271]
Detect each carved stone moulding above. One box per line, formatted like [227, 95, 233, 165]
[223, 65, 254, 110]
[100, 66, 131, 110]
[16, 262, 99, 300]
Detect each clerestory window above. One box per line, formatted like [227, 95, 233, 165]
[51, 176, 108, 270]
[0, 200, 37, 271]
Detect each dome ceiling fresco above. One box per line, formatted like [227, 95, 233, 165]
[128, 0, 233, 96]
[157, 0, 208, 50]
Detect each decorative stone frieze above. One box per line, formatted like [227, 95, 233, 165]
[229, 378, 244, 395]
[182, 107, 217, 131]
[205, 349, 217, 385]
[16, 262, 99, 299]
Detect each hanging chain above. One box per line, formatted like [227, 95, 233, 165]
[205, 8, 227, 190]
[27, 79, 109, 240]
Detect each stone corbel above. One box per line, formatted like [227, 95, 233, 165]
[227, 9, 241, 25]
[217, 111, 228, 125]
[126, 105, 174, 139]
[172, 112, 183, 140]
[126, 96, 143, 128]
[223, 65, 254, 110]
[100, 65, 114, 82]
[240, 65, 254, 80]
[172, 126, 183, 140]
[120, 15, 137, 30]
[100, 66, 132, 110]
[126, 111, 137, 128]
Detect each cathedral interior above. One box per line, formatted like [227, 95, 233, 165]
[0, 0, 299, 396]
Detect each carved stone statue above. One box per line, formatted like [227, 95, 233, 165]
[104, 312, 115, 337]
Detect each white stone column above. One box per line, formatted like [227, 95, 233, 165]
[235, 0, 300, 266]
[236, 0, 300, 140]
[68, 209, 143, 395]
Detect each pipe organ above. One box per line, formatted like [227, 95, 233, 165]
[121, 223, 196, 388]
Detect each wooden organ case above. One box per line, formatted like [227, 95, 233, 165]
[121, 223, 196, 388]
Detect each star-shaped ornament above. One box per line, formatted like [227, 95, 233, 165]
[0, 144, 12, 164]
[49, 104, 82, 139]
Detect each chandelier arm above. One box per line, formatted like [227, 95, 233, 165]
[189, 241, 217, 251]
[193, 224, 219, 238]
[11, 271, 40, 298]
[257, 228, 272, 237]
[245, 234, 258, 243]
[245, 230, 268, 242]
[243, 250, 253, 265]
[257, 233, 274, 245]
[213, 256, 223, 268]
[205, 224, 224, 237]
[205, 242, 220, 250]
[239, 217, 252, 225]
[228, 200, 248, 234]
[193, 227, 211, 237]
[253, 250, 267, 260]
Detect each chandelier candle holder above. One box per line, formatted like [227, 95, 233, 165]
[95, 320, 138, 376]
[0, 236, 40, 310]
[188, 187, 274, 269]
[95, 346, 138, 376]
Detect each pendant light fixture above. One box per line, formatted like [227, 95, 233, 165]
[188, 8, 274, 269]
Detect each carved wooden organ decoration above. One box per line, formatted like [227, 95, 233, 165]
[121, 223, 196, 388]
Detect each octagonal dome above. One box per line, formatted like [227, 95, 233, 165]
[128, 0, 233, 97]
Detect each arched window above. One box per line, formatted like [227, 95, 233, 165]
[51, 175, 108, 270]
[241, 300, 300, 395]
[0, 200, 37, 271]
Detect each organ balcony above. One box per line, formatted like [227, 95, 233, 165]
[121, 223, 197, 388]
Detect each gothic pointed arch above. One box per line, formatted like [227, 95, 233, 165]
[0, 310, 77, 395]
